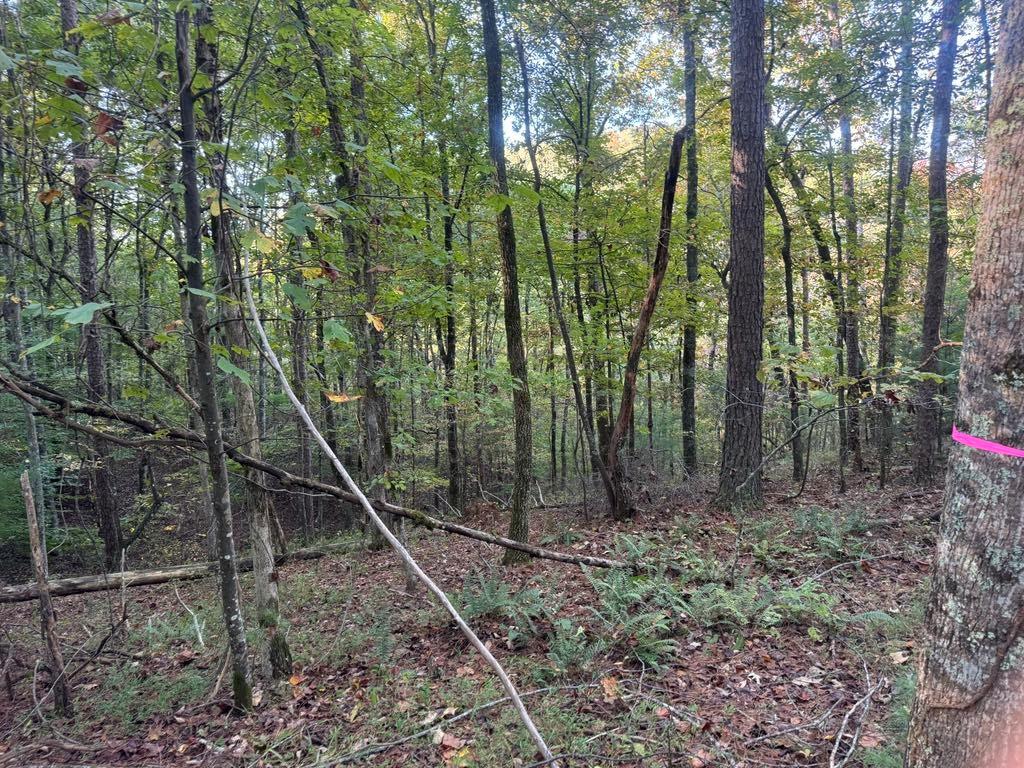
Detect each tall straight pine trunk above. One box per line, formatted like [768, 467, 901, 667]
[718, 0, 766, 505]
[905, 5, 1024, 762]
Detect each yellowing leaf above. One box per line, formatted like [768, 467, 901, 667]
[288, 674, 305, 686]
[300, 266, 322, 279]
[326, 392, 362, 404]
[365, 311, 385, 332]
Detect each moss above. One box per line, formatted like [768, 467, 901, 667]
[231, 670, 253, 713]
[269, 632, 294, 679]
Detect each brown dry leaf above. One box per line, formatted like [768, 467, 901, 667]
[93, 112, 124, 146]
[600, 676, 620, 702]
[889, 650, 910, 664]
[38, 188, 62, 205]
[97, 7, 131, 25]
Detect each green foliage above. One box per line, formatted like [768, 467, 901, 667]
[793, 505, 869, 560]
[90, 665, 208, 731]
[683, 577, 839, 633]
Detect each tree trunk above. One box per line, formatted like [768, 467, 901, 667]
[766, 174, 804, 481]
[513, 32, 617, 515]
[22, 472, 71, 717]
[829, 0, 865, 472]
[878, 0, 915, 487]
[606, 129, 685, 519]
[59, 0, 121, 568]
[481, 0, 532, 562]
[913, 0, 963, 482]
[681, 1, 700, 474]
[718, 0, 766, 505]
[905, 7, 1024, 762]
[174, 9, 252, 711]
[194, 0, 290, 679]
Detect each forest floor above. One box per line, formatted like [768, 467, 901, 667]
[0, 472, 938, 768]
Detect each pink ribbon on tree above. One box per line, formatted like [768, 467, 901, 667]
[952, 425, 1024, 458]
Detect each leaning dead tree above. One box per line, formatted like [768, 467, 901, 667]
[0, 368, 631, 575]
[236, 248, 557, 764]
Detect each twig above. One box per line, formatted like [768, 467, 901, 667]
[330, 684, 596, 764]
[173, 586, 206, 649]
[239, 248, 556, 765]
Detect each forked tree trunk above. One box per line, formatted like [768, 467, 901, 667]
[59, 0, 121, 568]
[905, 6, 1024, 763]
[481, 0, 532, 561]
[606, 129, 685, 519]
[174, 9, 252, 712]
[22, 472, 71, 717]
[718, 0, 766, 505]
[913, 0, 963, 482]
[194, 0, 290, 679]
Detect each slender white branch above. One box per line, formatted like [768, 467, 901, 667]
[238, 250, 555, 764]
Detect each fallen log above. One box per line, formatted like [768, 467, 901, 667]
[0, 541, 358, 605]
[0, 368, 634, 574]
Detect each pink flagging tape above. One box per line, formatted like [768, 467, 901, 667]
[952, 425, 1024, 458]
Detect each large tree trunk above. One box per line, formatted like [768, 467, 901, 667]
[905, 7, 1024, 763]
[717, 0, 766, 505]
[174, 9, 252, 711]
[878, 0, 915, 487]
[59, 0, 121, 568]
[605, 129, 685, 519]
[194, 0, 290, 679]
[681, 0, 700, 475]
[913, 0, 963, 482]
[480, 0, 532, 562]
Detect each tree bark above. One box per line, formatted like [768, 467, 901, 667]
[174, 9, 252, 711]
[481, 0, 533, 561]
[766, 174, 804, 480]
[905, 6, 1024, 762]
[913, 0, 963, 482]
[194, 0, 290, 679]
[59, 0, 121, 568]
[22, 472, 71, 716]
[681, 1, 700, 474]
[829, 0, 866, 472]
[717, 0, 766, 505]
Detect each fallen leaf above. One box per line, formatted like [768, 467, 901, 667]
[600, 676, 619, 702]
[889, 650, 910, 664]
[288, 674, 306, 686]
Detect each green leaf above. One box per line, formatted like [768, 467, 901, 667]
[283, 202, 315, 236]
[808, 390, 837, 409]
[282, 282, 313, 311]
[23, 335, 60, 356]
[0, 46, 15, 71]
[187, 286, 217, 300]
[217, 356, 252, 387]
[484, 193, 515, 213]
[323, 319, 352, 344]
[61, 301, 113, 324]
